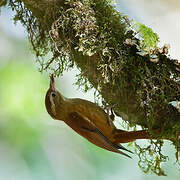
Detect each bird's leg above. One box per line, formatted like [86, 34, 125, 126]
[105, 105, 115, 127]
[110, 108, 115, 121]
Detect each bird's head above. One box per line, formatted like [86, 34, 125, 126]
[45, 74, 64, 119]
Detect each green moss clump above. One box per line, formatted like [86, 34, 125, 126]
[131, 21, 159, 53]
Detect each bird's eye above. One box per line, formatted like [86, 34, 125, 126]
[51, 92, 56, 98]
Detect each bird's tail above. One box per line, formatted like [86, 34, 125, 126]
[113, 142, 133, 154]
[113, 129, 153, 144]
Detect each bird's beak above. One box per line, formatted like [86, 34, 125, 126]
[50, 74, 56, 91]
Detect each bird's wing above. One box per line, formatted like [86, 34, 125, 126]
[66, 111, 132, 158]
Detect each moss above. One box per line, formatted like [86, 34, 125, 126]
[135, 140, 168, 176]
[131, 21, 159, 53]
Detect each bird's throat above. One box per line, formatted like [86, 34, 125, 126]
[49, 94, 57, 116]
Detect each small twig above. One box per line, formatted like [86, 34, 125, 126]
[44, 53, 59, 70]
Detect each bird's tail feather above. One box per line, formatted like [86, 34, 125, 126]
[113, 129, 152, 143]
[114, 143, 133, 154]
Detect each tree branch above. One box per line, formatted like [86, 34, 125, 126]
[9, 0, 179, 136]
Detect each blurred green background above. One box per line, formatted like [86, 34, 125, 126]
[0, 1, 180, 180]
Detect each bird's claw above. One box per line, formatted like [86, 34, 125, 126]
[105, 105, 115, 127]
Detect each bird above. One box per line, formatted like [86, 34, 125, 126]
[45, 74, 152, 158]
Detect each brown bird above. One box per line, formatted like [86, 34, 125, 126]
[45, 74, 152, 158]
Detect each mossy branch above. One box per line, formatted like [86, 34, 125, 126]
[1, 0, 180, 176]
